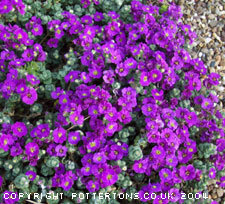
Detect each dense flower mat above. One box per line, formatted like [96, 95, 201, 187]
[0, 0, 224, 203]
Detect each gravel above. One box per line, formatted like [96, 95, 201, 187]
[167, 0, 225, 201]
[175, 0, 225, 109]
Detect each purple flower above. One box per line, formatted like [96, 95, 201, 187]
[105, 107, 118, 122]
[55, 27, 64, 39]
[86, 180, 99, 192]
[115, 63, 129, 77]
[166, 155, 178, 167]
[56, 145, 67, 157]
[60, 177, 73, 191]
[16, 81, 27, 95]
[13, 0, 25, 15]
[81, 15, 93, 24]
[208, 73, 220, 85]
[31, 24, 43, 36]
[0, 175, 3, 187]
[108, 11, 119, 19]
[151, 145, 165, 160]
[3, 191, 19, 204]
[106, 122, 118, 135]
[101, 169, 118, 187]
[22, 48, 34, 61]
[153, 196, 169, 204]
[171, 53, 184, 70]
[36, 124, 50, 138]
[0, 1, 13, 14]
[47, 38, 58, 48]
[88, 105, 100, 118]
[138, 185, 151, 202]
[179, 164, 196, 181]
[0, 134, 14, 151]
[184, 111, 198, 127]
[21, 87, 38, 105]
[201, 98, 213, 110]
[118, 109, 132, 124]
[25, 170, 37, 181]
[105, 21, 120, 37]
[108, 144, 124, 160]
[86, 139, 100, 152]
[89, 67, 102, 79]
[142, 103, 157, 117]
[25, 142, 39, 157]
[188, 77, 201, 91]
[216, 139, 225, 152]
[69, 112, 84, 126]
[93, 152, 107, 164]
[80, 72, 91, 83]
[140, 72, 151, 86]
[10, 143, 23, 157]
[133, 158, 148, 173]
[129, 31, 140, 41]
[11, 122, 27, 137]
[2, 80, 16, 95]
[169, 188, 181, 202]
[151, 88, 164, 101]
[159, 168, 172, 182]
[149, 69, 162, 83]
[53, 127, 67, 144]
[68, 131, 81, 145]
[177, 149, 192, 163]
[103, 70, 115, 84]
[94, 11, 104, 22]
[124, 58, 137, 69]
[26, 74, 40, 85]
[217, 176, 225, 188]
[81, 165, 92, 176]
[208, 168, 216, 179]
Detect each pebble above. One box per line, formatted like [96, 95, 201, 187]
[216, 86, 225, 92]
[209, 20, 218, 27]
[212, 193, 218, 199]
[205, 37, 212, 43]
[220, 60, 225, 67]
[217, 189, 224, 197]
[164, 0, 225, 194]
[208, 14, 216, 19]
[215, 55, 222, 66]
[210, 61, 216, 67]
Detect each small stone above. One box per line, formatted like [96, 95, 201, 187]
[178, 0, 185, 5]
[202, 47, 208, 54]
[210, 61, 216, 67]
[222, 78, 225, 85]
[197, 7, 204, 15]
[212, 193, 218, 200]
[199, 42, 204, 47]
[217, 189, 224, 197]
[210, 68, 216, 73]
[221, 31, 225, 42]
[220, 60, 225, 67]
[209, 20, 218, 27]
[205, 38, 212, 43]
[208, 14, 215, 19]
[215, 55, 221, 62]
[216, 86, 225, 92]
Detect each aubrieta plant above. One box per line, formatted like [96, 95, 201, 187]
[0, 0, 224, 203]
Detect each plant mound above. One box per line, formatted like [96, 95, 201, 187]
[0, 0, 225, 204]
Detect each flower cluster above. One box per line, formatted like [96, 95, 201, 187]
[0, 0, 224, 203]
[0, 0, 25, 15]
